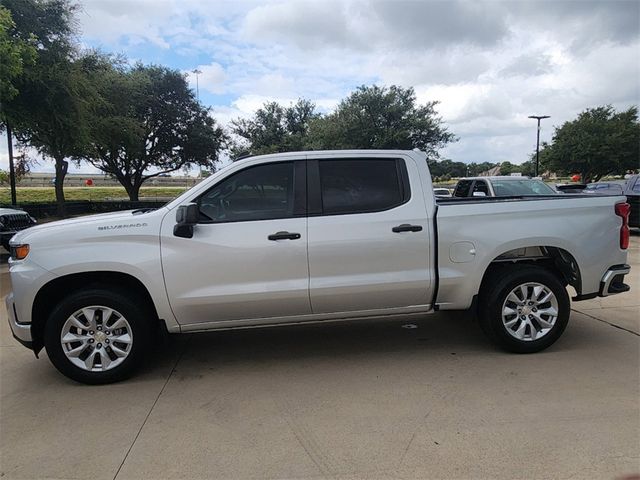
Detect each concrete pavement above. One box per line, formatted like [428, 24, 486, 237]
[1, 238, 638, 479]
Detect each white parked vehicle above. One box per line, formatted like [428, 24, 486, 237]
[6, 150, 632, 384]
[453, 176, 557, 197]
[433, 187, 452, 197]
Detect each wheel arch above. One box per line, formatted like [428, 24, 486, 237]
[478, 246, 582, 301]
[31, 271, 161, 355]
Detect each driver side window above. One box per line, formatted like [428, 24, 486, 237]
[197, 162, 295, 223]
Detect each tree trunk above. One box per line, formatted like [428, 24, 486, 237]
[123, 181, 140, 201]
[54, 157, 68, 217]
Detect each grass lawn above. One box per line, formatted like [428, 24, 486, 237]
[0, 186, 189, 204]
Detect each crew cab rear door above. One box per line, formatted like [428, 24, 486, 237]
[306, 154, 433, 314]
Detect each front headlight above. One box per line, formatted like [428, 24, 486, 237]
[10, 244, 30, 260]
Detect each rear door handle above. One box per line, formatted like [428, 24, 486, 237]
[268, 231, 301, 241]
[392, 224, 423, 233]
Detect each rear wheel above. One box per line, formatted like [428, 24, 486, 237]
[479, 266, 570, 353]
[44, 288, 152, 384]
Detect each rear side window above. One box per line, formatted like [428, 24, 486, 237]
[454, 180, 472, 197]
[318, 159, 407, 215]
[632, 178, 640, 193]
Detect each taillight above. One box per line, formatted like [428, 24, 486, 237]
[615, 202, 630, 249]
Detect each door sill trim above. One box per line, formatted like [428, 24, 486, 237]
[179, 304, 432, 333]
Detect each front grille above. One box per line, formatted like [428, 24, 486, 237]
[1, 214, 35, 231]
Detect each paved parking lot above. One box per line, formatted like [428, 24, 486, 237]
[1, 236, 639, 480]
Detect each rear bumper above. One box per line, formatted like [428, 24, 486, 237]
[599, 264, 631, 297]
[5, 292, 33, 349]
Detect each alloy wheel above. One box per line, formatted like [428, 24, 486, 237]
[60, 306, 133, 371]
[501, 282, 559, 341]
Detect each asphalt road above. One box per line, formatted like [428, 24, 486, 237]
[1, 237, 638, 480]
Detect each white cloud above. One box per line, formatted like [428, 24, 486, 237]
[3, 0, 637, 175]
[187, 62, 227, 95]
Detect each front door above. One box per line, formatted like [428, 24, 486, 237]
[307, 155, 433, 314]
[161, 160, 311, 326]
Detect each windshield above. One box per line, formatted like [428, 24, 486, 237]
[491, 179, 556, 196]
[585, 183, 624, 194]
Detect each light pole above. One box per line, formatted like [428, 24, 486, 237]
[191, 68, 203, 179]
[5, 122, 17, 205]
[191, 68, 202, 100]
[528, 115, 550, 177]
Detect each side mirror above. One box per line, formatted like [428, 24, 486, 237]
[174, 203, 199, 238]
[473, 191, 487, 197]
[176, 203, 199, 225]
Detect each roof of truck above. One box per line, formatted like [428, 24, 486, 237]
[232, 149, 428, 163]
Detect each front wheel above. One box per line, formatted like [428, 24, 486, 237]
[44, 288, 152, 384]
[478, 266, 570, 353]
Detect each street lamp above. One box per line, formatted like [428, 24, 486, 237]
[528, 115, 550, 177]
[191, 68, 202, 100]
[191, 68, 203, 179]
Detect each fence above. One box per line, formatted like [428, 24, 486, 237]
[0, 200, 167, 219]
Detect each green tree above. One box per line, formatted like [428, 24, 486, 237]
[81, 63, 227, 200]
[467, 162, 498, 176]
[499, 161, 515, 175]
[428, 159, 469, 178]
[517, 159, 536, 177]
[2, 0, 88, 216]
[308, 85, 456, 158]
[538, 105, 639, 183]
[230, 99, 319, 157]
[0, 5, 36, 103]
[0, 151, 32, 186]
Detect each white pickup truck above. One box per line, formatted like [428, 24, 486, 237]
[6, 150, 632, 384]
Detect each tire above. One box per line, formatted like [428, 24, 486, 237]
[478, 265, 570, 353]
[44, 288, 152, 384]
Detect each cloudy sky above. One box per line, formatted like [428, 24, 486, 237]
[1, 0, 639, 174]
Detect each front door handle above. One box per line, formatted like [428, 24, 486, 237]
[392, 224, 423, 233]
[268, 231, 301, 241]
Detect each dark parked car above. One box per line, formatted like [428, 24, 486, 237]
[624, 175, 640, 228]
[0, 208, 37, 251]
[555, 183, 587, 194]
